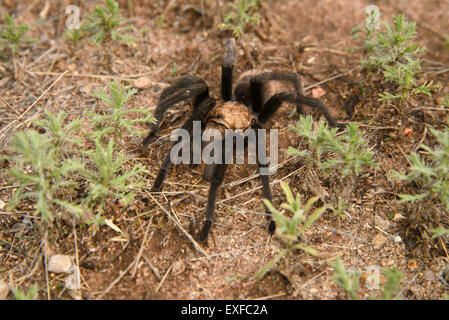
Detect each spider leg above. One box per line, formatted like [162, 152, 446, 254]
[142, 76, 210, 146]
[250, 77, 338, 127]
[197, 161, 227, 242]
[221, 38, 236, 101]
[253, 121, 276, 234]
[252, 70, 305, 115]
[196, 136, 228, 242]
[151, 96, 216, 192]
[297, 94, 339, 128]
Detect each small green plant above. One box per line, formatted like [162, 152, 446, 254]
[330, 257, 360, 300]
[83, 0, 135, 46]
[289, 116, 378, 217]
[330, 257, 404, 300]
[87, 80, 155, 141]
[64, 28, 85, 46]
[289, 117, 377, 177]
[392, 122, 449, 208]
[391, 121, 449, 238]
[351, 9, 435, 105]
[34, 110, 82, 153]
[352, 11, 423, 71]
[442, 95, 449, 107]
[255, 182, 328, 279]
[219, 0, 260, 38]
[77, 139, 144, 220]
[13, 284, 38, 300]
[5, 105, 151, 234]
[319, 122, 378, 179]
[156, 13, 166, 28]
[5, 130, 84, 222]
[381, 266, 404, 300]
[0, 13, 33, 59]
[378, 58, 435, 104]
[288, 115, 338, 167]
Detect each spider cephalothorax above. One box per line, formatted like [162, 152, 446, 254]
[143, 38, 338, 243]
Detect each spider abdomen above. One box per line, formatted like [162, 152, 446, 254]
[204, 101, 253, 133]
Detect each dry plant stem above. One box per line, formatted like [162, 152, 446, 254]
[0, 97, 20, 117]
[31, 70, 169, 86]
[155, 248, 181, 294]
[44, 232, 51, 300]
[252, 292, 286, 300]
[131, 215, 154, 278]
[190, 243, 263, 262]
[148, 193, 209, 258]
[96, 260, 136, 299]
[26, 45, 57, 70]
[0, 70, 69, 138]
[142, 254, 161, 280]
[303, 68, 356, 92]
[72, 219, 82, 299]
[15, 240, 45, 286]
[394, 141, 413, 166]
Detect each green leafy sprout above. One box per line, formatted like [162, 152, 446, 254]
[0, 13, 33, 59]
[78, 138, 144, 217]
[219, 0, 261, 38]
[256, 182, 328, 279]
[82, 0, 135, 46]
[351, 9, 436, 105]
[13, 284, 38, 300]
[391, 120, 449, 238]
[5, 104, 151, 231]
[288, 116, 378, 218]
[5, 130, 84, 222]
[330, 257, 404, 300]
[87, 80, 156, 141]
[289, 116, 378, 179]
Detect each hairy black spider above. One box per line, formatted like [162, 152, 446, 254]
[143, 38, 338, 243]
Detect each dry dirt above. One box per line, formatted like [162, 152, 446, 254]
[1, 0, 449, 300]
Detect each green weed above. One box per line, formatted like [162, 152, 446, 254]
[0, 13, 33, 59]
[219, 0, 261, 38]
[256, 182, 328, 279]
[352, 9, 435, 105]
[87, 80, 155, 141]
[5, 130, 84, 222]
[83, 0, 135, 46]
[330, 257, 404, 300]
[391, 121, 449, 238]
[13, 284, 38, 300]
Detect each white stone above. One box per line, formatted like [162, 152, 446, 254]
[0, 280, 9, 299]
[48, 255, 73, 274]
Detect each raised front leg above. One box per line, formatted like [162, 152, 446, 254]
[221, 38, 236, 102]
[150, 97, 216, 192]
[142, 76, 210, 146]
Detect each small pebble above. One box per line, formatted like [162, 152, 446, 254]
[393, 213, 405, 223]
[134, 77, 153, 89]
[0, 280, 9, 299]
[423, 270, 434, 281]
[372, 234, 388, 249]
[48, 255, 73, 274]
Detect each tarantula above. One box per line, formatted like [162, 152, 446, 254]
[143, 39, 338, 243]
